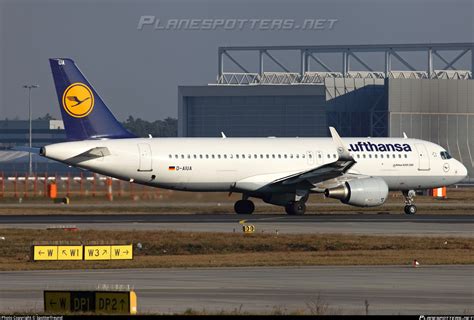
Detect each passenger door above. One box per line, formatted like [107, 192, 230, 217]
[137, 143, 153, 172]
[415, 143, 430, 171]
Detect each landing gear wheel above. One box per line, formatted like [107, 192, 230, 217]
[404, 205, 417, 215]
[402, 190, 417, 215]
[234, 200, 255, 214]
[285, 202, 306, 215]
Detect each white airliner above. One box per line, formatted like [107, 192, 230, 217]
[39, 58, 468, 215]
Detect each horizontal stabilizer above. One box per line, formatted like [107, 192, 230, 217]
[64, 147, 111, 164]
[10, 146, 41, 154]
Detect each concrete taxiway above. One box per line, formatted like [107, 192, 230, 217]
[0, 266, 472, 314]
[0, 214, 473, 237]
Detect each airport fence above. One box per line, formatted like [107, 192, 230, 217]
[0, 172, 164, 200]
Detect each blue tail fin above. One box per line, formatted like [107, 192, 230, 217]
[49, 58, 136, 141]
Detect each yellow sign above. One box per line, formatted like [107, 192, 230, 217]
[243, 224, 256, 234]
[58, 245, 83, 260]
[34, 246, 58, 261]
[33, 244, 133, 261]
[44, 291, 70, 313]
[84, 245, 111, 260]
[96, 292, 132, 314]
[44, 291, 137, 314]
[62, 82, 95, 118]
[111, 245, 133, 260]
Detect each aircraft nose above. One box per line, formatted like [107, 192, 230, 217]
[457, 161, 468, 179]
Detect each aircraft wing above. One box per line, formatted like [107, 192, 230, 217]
[234, 127, 356, 192]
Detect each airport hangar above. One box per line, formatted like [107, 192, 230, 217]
[178, 43, 474, 180]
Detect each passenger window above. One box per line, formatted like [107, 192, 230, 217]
[224, 154, 227, 159]
[272, 154, 275, 159]
[363, 154, 366, 158]
[357, 154, 360, 158]
[318, 154, 322, 158]
[199, 154, 203, 159]
[194, 154, 197, 159]
[369, 154, 372, 158]
[333, 154, 336, 158]
[404, 154, 407, 158]
[296, 154, 299, 159]
[308, 154, 312, 158]
[181, 154, 184, 159]
[169, 154, 172, 159]
[392, 154, 396, 158]
[236, 154, 239, 159]
[254, 154, 257, 159]
[229, 154, 233, 159]
[290, 154, 293, 159]
[260, 154, 263, 159]
[266, 154, 269, 159]
[398, 154, 402, 158]
[374, 154, 377, 159]
[211, 154, 215, 159]
[284, 154, 287, 159]
[175, 154, 178, 159]
[380, 154, 383, 159]
[278, 154, 281, 159]
[327, 154, 330, 158]
[302, 154, 305, 159]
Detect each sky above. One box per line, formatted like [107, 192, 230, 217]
[0, 0, 472, 121]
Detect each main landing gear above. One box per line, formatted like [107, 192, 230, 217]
[285, 201, 306, 215]
[402, 190, 417, 215]
[234, 199, 255, 214]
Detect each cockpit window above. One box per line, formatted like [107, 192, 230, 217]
[440, 151, 452, 160]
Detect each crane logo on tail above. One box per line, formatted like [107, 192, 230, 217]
[62, 82, 94, 118]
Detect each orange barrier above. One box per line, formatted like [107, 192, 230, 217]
[48, 183, 57, 199]
[432, 186, 446, 198]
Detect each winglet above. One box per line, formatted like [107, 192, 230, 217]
[221, 132, 227, 139]
[403, 132, 408, 139]
[329, 127, 354, 162]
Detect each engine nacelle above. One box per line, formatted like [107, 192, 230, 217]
[324, 177, 389, 207]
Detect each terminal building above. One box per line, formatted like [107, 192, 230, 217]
[0, 119, 68, 173]
[0, 119, 65, 149]
[178, 43, 474, 179]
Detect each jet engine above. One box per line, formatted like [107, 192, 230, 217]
[324, 177, 389, 207]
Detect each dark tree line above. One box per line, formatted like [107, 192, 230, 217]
[122, 116, 177, 137]
[30, 114, 178, 137]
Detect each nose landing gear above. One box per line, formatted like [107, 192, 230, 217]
[402, 190, 417, 215]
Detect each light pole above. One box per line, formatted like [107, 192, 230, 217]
[22, 84, 39, 175]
